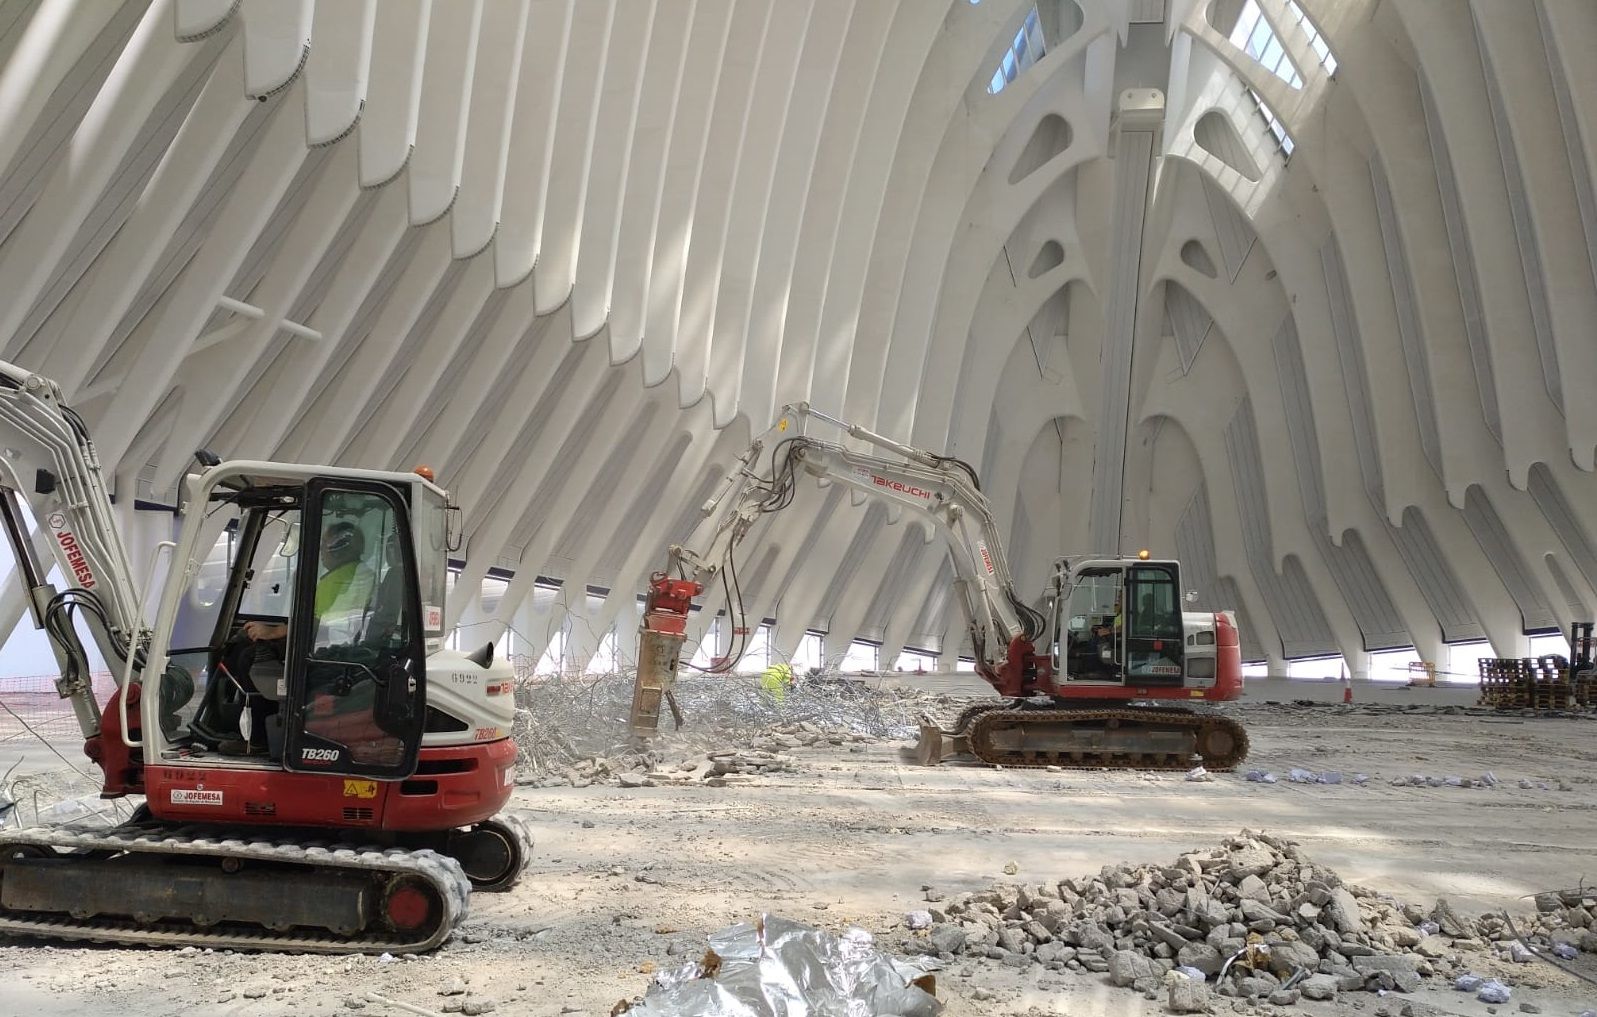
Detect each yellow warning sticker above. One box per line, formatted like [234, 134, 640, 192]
[778, 418, 789, 432]
[343, 779, 378, 799]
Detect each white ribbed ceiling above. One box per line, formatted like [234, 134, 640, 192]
[3, 0, 1596, 675]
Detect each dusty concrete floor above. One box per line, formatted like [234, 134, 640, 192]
[2, 702, 1595, 1017]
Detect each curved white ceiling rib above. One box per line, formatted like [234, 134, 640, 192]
[0, 0, 1595, 672]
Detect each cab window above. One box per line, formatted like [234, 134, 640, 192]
[284, 483, 426, 779]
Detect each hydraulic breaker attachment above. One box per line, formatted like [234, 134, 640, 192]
[629, 573, 701, 738]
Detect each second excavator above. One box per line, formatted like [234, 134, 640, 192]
[629, 404, 1247, 771]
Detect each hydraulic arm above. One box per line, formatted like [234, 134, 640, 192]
[628, 404, 1052, 733]
[0, 362, 147, 740]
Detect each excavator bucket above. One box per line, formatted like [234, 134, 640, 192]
[912, 717, 969, 765]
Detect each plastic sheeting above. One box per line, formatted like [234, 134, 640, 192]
[622, 915, 942, 1017]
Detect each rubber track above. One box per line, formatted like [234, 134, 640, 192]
[949, 700, 1009, 734]
[0, 824, 471, 953]
[967, 707, 1249, 771]
[484, 810, 536, 889]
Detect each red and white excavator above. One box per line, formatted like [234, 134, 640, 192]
[631, 404, 1247, 771]
[0, 359, 530, 952]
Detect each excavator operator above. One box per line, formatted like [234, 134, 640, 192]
[242, 521, 367, 642]
[225, 520, 373, 757]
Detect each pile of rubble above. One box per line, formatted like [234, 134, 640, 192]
[510, 669, 953, 787]
[899, 830, 1591, 1009]
[1513, 889, 1597, 956]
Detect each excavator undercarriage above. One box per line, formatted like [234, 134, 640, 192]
[915, 700, 1249, 771]
[0, 812, 534, 952]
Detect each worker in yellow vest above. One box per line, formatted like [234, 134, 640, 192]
[760, 662, 796, 703]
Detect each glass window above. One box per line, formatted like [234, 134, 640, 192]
[239, 510, 300, 619]
[1127, 568, 1180, 639]
[793, 632, 824, 672]
[171, 520, 235, 652]
[1283, 0, 1337, 74]
[292, 489, 422, 774]
[988, 6, 1045, 95]
[413, 486, 450, 637]
[1227, 0, 1306, 90]
[1062, 570, 1123, 674]
[840, 640, 879, 673]
[1246, 18, 1272, 60]
[1125, 565, 1184, 679]
[1246, 85, 1294, 158]
[1260, 38, 1285, 76]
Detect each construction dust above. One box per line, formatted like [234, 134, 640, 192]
[509, 669, 957, 787]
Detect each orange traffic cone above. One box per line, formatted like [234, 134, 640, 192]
[1341, 665, 1353, 704]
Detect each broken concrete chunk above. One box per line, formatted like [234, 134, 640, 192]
[1266, 940, 1320, 977]
[1177, 942, 1223, 976]
[1299, 974, 1339, 1001]
[1413, 935, 1450, 958]
[1228, 842, 1277, 881]
[1239, 899, 1287, 924]
[1238, 874, 1271, 905]
[1110, 950, 1157, 987]
[1167, 974, 1211, 1014]
[1151, 922, 1192, 950]
[1235, 976, 1274, 998]
[1352, 955, 1419, 975]
[928, 924, 967, 955]
[1326, 888, 1364, 935]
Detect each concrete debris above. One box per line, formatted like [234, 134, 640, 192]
[1167, 971, 1210, 1013]
[891, 828, 1597, 1008]
[1388, 773, 1529, 790]
[1498, 888, 1597, 954]
[510, 670, 952, 787]
[1476, 979, 1511, 1004]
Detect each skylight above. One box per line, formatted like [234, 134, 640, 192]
[1246, 86, 1294, 158]
[989, 6, 1045, 94]
[1228, 0, 1303, 90]
[1281, 0, 1337, 75]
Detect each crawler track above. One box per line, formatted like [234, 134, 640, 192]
[0, 823, 472, 953]
[965, 706, 1249, 771]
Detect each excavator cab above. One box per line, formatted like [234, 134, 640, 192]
[142, 464, 436, 785]
[1057, 559, 1186, 684]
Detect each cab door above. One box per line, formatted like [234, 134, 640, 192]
[1123, 564, 1184, 684]
[1058, 567, 1127, 680]
[282, 480, 427, 779]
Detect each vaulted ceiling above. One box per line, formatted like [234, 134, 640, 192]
[2, 0, 1595, 674]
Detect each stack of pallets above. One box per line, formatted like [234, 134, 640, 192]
[1478, 656, 1576, 710]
